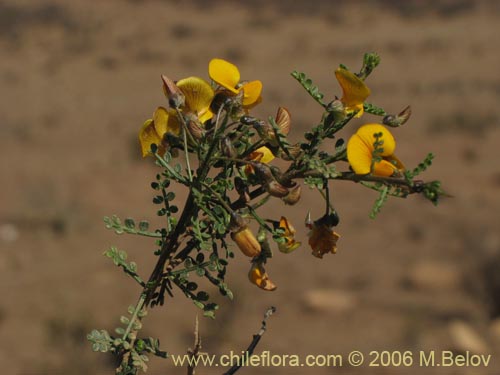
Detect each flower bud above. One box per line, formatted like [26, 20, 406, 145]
[231, 226, 261, 257]
[161, 75, 185, 109]
[282, 184, 301, 205]
[383, 105, 411, 127]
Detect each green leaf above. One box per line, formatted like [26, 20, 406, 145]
[364, 102, 386, 116]
[203, 310, 216, 319]
[195, 267, 206, 277]
[291, 70, 326, 107]
[196, 291, 210, 301]
[369, 185, 389, 219]
[138, 220, 149, 232]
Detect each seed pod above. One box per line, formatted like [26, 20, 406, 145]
[266, 180, 289, 198]
[252, 162, 275, 183]
[327, 99, 344, 113]
[383, 105, 411, 127]
[161, 75, 185, 109]
[231, 226, 261, 257]
[282, 184, 301, 205]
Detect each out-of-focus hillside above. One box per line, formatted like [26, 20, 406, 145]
[0, 1, 499, 373]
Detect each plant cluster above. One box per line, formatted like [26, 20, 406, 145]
[88, 53, 445, 374]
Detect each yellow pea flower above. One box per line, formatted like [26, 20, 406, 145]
[277, 216, 301, 253]
[347, 123, 404, 176]
[335, 67, 370, 118]
[139, 77, 214, 157]
[209, 58, 263, 107]
[248, 262, 277, 291]
[139, 106, 180, 157]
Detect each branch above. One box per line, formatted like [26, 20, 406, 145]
[187, 315, 202, 375]
[222, 307, 276, 375]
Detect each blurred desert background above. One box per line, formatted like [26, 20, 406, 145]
[1, 0, 500, 374]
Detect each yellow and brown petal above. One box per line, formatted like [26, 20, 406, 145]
[278, 216, 301, 253]
[248, 262, 277, 291]
[308, 223, 340, 259]
[335, 67, 370, 118]
[244, 146, 275, 175]
[249, 146, 275, 164]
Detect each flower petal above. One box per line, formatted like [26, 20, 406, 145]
[241, 80, 263, 106]
[177, 77, 215, 122]
[308, 224, 340, 259]
[249, 146, 275, 164]
[347, 133, 373, 175]
[153, 106, 181, 138]
[208, 58, 240, 94]
[356, 123, 396, 156]
[372, 160, 399, 177]
[139, 119, 161, 157]
[248, 263, 277, 291]
[335, 67, 370, 117]
[347, 124, 399, 176]
[278, 216, 301, 253]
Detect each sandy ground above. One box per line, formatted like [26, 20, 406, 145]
[1, 0, 500, 374]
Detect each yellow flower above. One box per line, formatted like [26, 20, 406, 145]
[209, 58, 262, 107]
[335, 67, 370, 118]
[176, 76, 215, 123]
[139, 77, 214, 157]
[248, 262, 277, 291]
[139, 106, 180, 157]
[277, 216, 301, 253]
[307, 222, 340, 259]
[347, 123, 404, 176]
